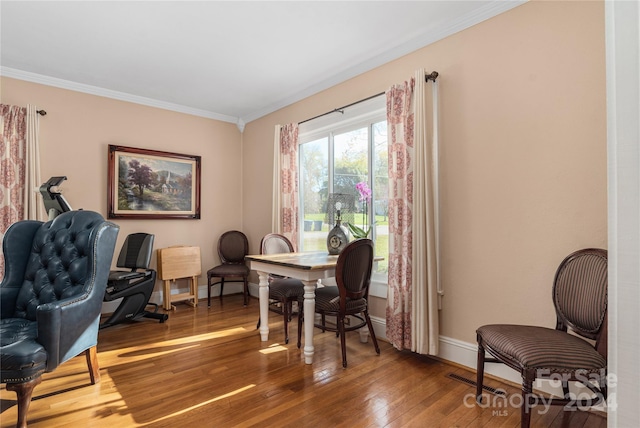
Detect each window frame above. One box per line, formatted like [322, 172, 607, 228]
[298, 95, 388, 297]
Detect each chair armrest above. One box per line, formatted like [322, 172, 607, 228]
[36, 221, 119, 371]
[1, 220, 43, 318]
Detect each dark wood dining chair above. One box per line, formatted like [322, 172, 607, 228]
[297, 238, 380, 367]
[255, 233, 305, 344]
[207, 230, 250, 306]
[476, 248, 608, 428]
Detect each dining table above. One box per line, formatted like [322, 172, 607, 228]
[246, 250, 382, 364]
[245, 251, 341, 364]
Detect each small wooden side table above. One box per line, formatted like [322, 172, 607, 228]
[157, 245, 201, 310]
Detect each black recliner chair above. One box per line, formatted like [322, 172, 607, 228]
[0, 210, 119, 428]
[101, 233, 168, 328]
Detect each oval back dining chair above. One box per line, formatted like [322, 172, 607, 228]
[297, 238, 380, 367]
[476, 248, 608, 428]
[207, 230, 250, 306]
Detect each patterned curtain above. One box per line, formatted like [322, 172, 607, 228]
[272, 123, 299, 250]
[385, 78, 415, 350]
[385, 70, 440, 355]
[0, 104, 27, 278]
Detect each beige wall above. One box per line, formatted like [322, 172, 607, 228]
[0, 77, 244, 294]
[242, 1, 607, 343]
[1, 1, 607, 347]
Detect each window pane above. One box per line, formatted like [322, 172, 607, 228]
[334, 127, 368, 196]
[300, 137, 328, 251]
[334, 127, 368, 235]
[373, 120, 388, 275]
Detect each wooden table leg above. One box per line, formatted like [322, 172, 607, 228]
[258, 271, 269, 341]
[191, 275, 198, 307]
[163, 280, 172, 310]
[302, 280, 316, 364]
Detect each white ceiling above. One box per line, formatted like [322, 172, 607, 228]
[1, 1, 524, 126]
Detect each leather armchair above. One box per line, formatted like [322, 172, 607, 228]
[0, 210, 119, 427]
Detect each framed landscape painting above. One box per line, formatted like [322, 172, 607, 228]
[108, 145, 201, 219]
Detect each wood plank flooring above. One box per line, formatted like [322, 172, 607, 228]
[1, 294, 607, 427]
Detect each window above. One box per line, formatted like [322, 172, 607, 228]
[298, 96, 388, 288]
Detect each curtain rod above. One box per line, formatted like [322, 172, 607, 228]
[37, 110, 46, 116]
[299, 92, 384, 125]
[298, 70, 438, 125]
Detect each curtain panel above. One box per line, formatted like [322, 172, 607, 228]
[385, 69, 440, 355]
[24, 105, 44, 221]
[0, 104, 44, 277]
[0, 104, 27, 277]
[272, 123, 300, 250]
[385, 78, 416, 350]
[412, 71, 440, 356]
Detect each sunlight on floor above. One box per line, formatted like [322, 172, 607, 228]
[259, 343, 289, 354]
[144, 384, 256, 425]
[100, 327, 251, 363]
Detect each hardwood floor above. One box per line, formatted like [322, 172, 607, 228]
[1, 294, 606, 427]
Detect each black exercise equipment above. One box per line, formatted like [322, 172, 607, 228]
[39, 176, 72, 220]
[100, 233, 168, 329]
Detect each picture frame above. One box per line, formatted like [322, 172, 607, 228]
[108, 145, 201, 219]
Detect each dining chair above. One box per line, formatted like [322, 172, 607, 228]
[476, 248, 608, 428]
[207, 230, 250, 306]
[297, 238, 380, 367]
[256, 233, 305, 344]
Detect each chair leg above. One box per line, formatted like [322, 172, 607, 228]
[85, 346, 100, 384]
[521, 370, 535, 428]
[287, 301, 294, 321]
[282, 299, 290, 344]
[219, 278, 225, 300]
[598, 383, 608, 408]
[297, 304, 303, 349]
[243, 277, 249, 306]
[207, 274, 212, 307]
[338, 315, 348, 368]
[364, 310, 380, 354]
[476, 338, 486, 404]
[600, 376, 608, 401]
[561, 379, 570, 400]
[6, 377, 42, 428]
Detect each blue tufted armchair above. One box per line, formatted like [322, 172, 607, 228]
[0, 210, 119, 428]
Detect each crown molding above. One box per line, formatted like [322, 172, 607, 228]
[0, 66, 240, 125]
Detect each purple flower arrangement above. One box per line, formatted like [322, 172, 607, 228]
[347, 181, 372, 238]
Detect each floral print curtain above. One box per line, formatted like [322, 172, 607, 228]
[272, 123, 299, 250]
[385, 78, 416, 350]
[0, 104, 27, 277]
